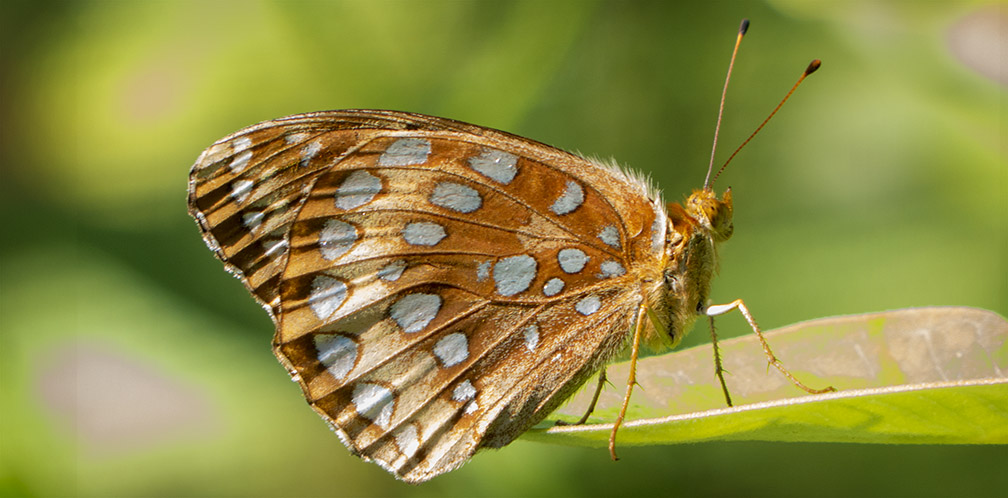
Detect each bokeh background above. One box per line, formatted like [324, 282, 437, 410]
[1, 1, 1004, 496]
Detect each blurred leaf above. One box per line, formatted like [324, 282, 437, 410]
[526, 307, 1008, 446]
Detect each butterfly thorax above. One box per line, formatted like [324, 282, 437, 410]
[643, 188, 734, 351]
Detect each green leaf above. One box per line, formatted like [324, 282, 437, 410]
[525, 307, 1008, 446]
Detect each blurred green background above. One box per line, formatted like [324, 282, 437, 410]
[1, 1, 1004, 496]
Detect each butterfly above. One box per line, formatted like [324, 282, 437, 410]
[188, 29, 832, 483]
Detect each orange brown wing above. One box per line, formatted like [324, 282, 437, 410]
[188, 110, 670, 482]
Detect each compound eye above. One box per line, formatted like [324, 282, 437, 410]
[696, 298, 706, 314]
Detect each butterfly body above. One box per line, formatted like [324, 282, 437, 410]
[189, 110, 733, 482]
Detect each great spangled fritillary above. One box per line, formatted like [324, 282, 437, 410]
[188, 24, 832, 483]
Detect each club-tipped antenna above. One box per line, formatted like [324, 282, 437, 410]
[708, 59, 821, 187]
[703, 19, 750, 189]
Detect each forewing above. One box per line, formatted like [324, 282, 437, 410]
[188, 111, 489, 315]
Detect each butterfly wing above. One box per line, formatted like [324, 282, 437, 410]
[188, 110, 670, 482]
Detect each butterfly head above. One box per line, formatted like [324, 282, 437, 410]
[645, 187, 734, 351]
[682, 187, 734, 242]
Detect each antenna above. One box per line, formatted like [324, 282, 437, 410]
[708, 59, 822, 187]
[703, 19, 750, 189]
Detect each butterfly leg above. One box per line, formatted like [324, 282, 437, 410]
[556, 368, 607, 426]
[707, 316, 733, 407]
[706, 299, 836, 395]
[609, 303, 648, 461]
